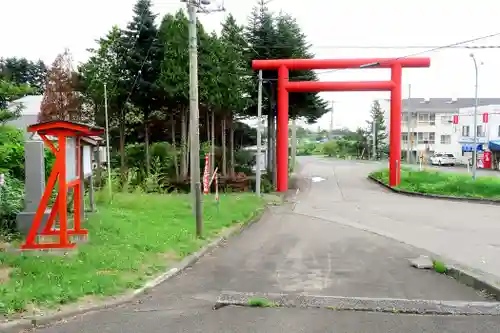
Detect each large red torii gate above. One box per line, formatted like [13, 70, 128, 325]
[252, 57, 431, 192]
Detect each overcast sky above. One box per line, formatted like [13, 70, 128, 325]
[2, 0, 500, 130]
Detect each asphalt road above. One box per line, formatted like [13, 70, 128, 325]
[28, 157, 500, 333]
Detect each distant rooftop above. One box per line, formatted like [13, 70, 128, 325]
[402, 98, 500, 113]
[8, 95, 43, 115]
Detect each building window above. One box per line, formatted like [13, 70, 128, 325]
[417, 132, 435, 144]
[440, 135, 451, 144]
[402, 133, 408, 142]
[430, 114, 435, 125]
[441, 115, 452, 124]
[477, 125, 485, 137]
[498, 125, 500, 137]
[462, 125, 470, 137]
[418, 113, 429, 123]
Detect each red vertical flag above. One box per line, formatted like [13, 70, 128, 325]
[452, 115, 459, 124]
[483, 112, 489, 123]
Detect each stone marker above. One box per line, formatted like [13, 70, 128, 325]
[409, 255, 434, 269]
[16, 140, 51, 235]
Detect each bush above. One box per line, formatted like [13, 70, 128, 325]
[322, 141, 338, 157]
[0, 174, 24, 233]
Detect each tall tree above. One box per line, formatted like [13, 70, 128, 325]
[78, 25, 132, 177]
[38, 49, 84, 122]
[158, 10, 190, 179]
[219, 14, 253, 176]
[0, 57, 47, 94]
[366, 100, 387, 159]
[122, 0, 163, 173]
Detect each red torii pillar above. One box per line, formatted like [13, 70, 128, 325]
[252, 57, 431, 192]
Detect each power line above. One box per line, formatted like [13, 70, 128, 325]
[262, 31, 500, 81]
[251, 44, 500, 50]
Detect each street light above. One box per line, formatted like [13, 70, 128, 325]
[470, 53, 483, 180]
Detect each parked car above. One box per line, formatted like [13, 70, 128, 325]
[430, 153, 456, 166]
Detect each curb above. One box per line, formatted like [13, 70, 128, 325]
[0, 207, 268, 333]
[367, 175, 500, 206]
[215, 291, 500, 316]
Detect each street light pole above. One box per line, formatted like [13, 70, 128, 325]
[329, 101, 334, 140]
[470, 53, 479, 180]
[407, 84, 411, 164]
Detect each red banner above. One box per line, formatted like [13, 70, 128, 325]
[452, 115, 459, 124]
[203, 154, 210, 194]
[483, 112, 489, 123]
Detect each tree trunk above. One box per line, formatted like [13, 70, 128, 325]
[171, 112, 179, 180]
[119, 110, 126, 184]
[181, 110, 188, 179]
[222, 117, 227, 176]
[211, 111, 215, 176]
[229, 114, 235, 177]
[144, 121, 150, 175]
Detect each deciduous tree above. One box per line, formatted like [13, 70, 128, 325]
[38, 49, 84, 122]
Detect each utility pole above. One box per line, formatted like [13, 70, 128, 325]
[372, 119, 377, 160]
[407, 84, 411, 164]
[256, 70, 263, 196]
[329, 101, 334, 140]
[186, 0, 224, 237]
[470, 53, 480, 180]
[103, 83, 112, 199]
[187, 0, 202, 237]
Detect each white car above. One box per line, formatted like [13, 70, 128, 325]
[430, 153, 456, 166]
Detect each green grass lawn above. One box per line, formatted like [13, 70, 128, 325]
[0, 192, 265, 317]
[370, 168, 500, 199]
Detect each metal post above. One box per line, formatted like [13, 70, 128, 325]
[372, 119, 376, 160]
[256, 70, 263, 196]
[103, 83, 112, 199]
[471, 54, 479, 180]
[329, 101, 334, 140]
[407, 84, 411, 164]
[291, 117, 297, 170]
[188, 0, 203, 236]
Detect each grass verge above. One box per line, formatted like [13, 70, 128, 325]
[370, 168, 500, 199]
[0, 192, 264, 317]
[247, 297, 277, 308]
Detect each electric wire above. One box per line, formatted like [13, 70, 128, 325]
[261, 31, 500, 81]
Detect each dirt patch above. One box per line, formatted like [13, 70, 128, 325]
[160, 250, 180, 264]
[0, 265, 12, 284]
[0, 240, 11, 252]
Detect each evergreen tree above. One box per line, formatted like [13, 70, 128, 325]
[366, 100, 387, 159]
[0, 57, 47, 94]
[122, 0, 163, 172]
[78, 25, 132, 176]
[38, 49, 84, 122]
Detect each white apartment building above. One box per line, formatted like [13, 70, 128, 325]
[380, 98, 500, 163]
[457, 104, 500, 168]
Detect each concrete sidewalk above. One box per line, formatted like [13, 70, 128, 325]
[32, 190, 499, 332]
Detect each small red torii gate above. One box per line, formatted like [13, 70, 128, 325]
[252, 57, 431, 192]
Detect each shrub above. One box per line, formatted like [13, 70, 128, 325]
[0, 174, 24, 233]
[322, 141, 338, 157]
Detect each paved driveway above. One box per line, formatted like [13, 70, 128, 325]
[298, 156, 500, 278]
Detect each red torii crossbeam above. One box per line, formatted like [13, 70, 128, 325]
[252, 57, 431, 192]
[20, 121, 104, 250]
